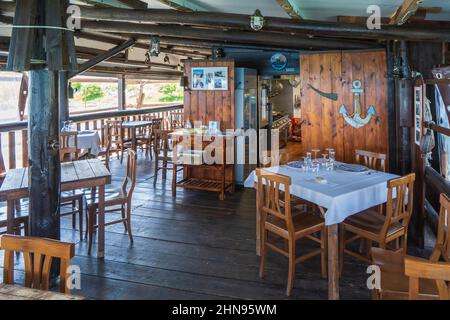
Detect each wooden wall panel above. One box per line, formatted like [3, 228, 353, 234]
[183, 60, 235, 131]
[182, 60, 235, 181]
[300, 50, 388, 166]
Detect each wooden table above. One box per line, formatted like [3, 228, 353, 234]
[122, 120, 154, 152]
[0, 159, 111, 258]
[0, 284, 85, 300]
[247, 166, 398, 300]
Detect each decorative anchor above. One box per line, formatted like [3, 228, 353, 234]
[339, 80, 376, 129]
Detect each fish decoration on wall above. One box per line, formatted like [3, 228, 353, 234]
[339, 80, 376, 129]
[306, 83, 338, 101]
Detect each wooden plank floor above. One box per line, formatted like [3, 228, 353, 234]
[1, 150, 431, 300]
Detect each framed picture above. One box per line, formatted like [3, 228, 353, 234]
[191, 67, 228, 91]
[414, 86, 423, 146]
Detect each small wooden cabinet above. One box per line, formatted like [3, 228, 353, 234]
[171, 130, 235, 200]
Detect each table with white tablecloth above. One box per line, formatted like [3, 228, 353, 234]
[69, 130, 101, 156]
[245, 165, 399, 300]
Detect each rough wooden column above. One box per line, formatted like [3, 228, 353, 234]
[59, 71, 70, 126]
[28, 70, 61, 239]
[118, 75, 126, 110]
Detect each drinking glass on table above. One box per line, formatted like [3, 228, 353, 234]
[312, 149, 320, 160]
[311, 161, 320, 176]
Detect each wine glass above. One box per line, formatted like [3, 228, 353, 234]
[311, 161, 320, 176]
[312, 149, 320, 160]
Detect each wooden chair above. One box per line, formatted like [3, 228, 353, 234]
[97, 122, 112, 171]
[405, 256, 450, 300]
[87, 149, 137, 254]
[355, 149, 386, 172]
[0, 234, 75, 294]
[0, 215, 28, 236]
[105, 119, 132, 164]
[340, 173, 415, 273]
[256, 168, 327, 296]
[371, 193, 450, 300]
[136, 118, 163, 160]
[60, 131, 79, 162]
[170, 110, 184, 130]
[59, 131, 85, 241]
[153, 129, 177, 187]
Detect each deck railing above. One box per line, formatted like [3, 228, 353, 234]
[0, 104, 183, 173]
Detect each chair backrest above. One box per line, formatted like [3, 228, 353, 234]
[431, 193, 450, 262]
[355, 149, 387, 172]
[60, 131, 78, 162]
[151, 118, 164, 132]
[382, 173, 415, 237]
[122, 149, 137, 201]
[154, 129, 173, 155]
[405, 256, 450, 300]
[256, 168, 293, 233]
[0, 235, 75, 294]
[170, 111, 184, 129]
[105, 119, 124, 143]
[103, 121, 113, 152]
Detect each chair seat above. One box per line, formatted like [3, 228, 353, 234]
[267, 212, 324, 238]
[344, 209, 404, 240]
[61, 190, 84, 202]
[87, 188, 127, 208]
[372, 248, 439, 299]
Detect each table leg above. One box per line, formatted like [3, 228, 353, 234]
[132, 129, 137, 152]
[327, 224, 339, 300]
[97, 185, 105, 259]
[255, 184, 261, 256]
[6, 199, 15, 234]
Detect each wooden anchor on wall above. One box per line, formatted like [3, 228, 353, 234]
[339, 80, 376, 129]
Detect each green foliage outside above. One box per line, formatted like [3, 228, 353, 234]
[71, 83, 105, 107]
[159, 84, 183, 103]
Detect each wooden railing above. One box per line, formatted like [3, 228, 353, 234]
[0, 104, 183, 174]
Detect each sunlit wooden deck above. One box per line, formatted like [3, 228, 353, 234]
[0, 151, 433, 300]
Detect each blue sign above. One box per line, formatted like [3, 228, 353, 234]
[270, 53, 288, 71]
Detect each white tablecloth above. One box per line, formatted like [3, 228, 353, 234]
[70, 130, 101, 156]
[244, 165, 399, 226]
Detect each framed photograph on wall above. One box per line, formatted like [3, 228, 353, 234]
[191, 67, 228, 91]
[414, 85, 423, 145]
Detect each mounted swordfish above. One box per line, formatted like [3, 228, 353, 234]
[339, 80, 376, 129]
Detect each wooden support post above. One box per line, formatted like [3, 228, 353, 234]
[59, 71, 70, 126]
[387, 40, 398, 173]
[118, 75, 126, 110]
[28, 70, 61, 240]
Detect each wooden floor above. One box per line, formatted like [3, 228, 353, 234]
[0, 147, 432, 300]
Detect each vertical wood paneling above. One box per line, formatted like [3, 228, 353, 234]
[300, 50, 388, 166]
[183, 60, 235, 131]
[183, 60, 235, 181]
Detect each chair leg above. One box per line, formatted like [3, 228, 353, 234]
[286, 238, 296, 297]
[78, 198, 84, 241]
[120, 145, 124, 164]
[126, 203, 133, 243]
[87, 206, 95, 255]
[259, 229, 267, 279]
[339, 225, 345, 277]
[321, 226, 327, 279]
[71, 200, 76, 229]
[153, 161, 158, 187]
[121, 205, 127, 231]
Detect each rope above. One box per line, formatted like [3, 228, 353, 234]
[0, 25, 74, 32]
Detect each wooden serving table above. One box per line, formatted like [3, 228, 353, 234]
[0, 284, 85, 300]
[170, 129, 235, 200]
[0, 159, 111, 258]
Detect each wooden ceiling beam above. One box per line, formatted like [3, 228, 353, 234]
[115, 0, 148, 9]
[155, 0, 193, 12]
[276, 0, 302, 20]
[390, 0, 423, 25]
